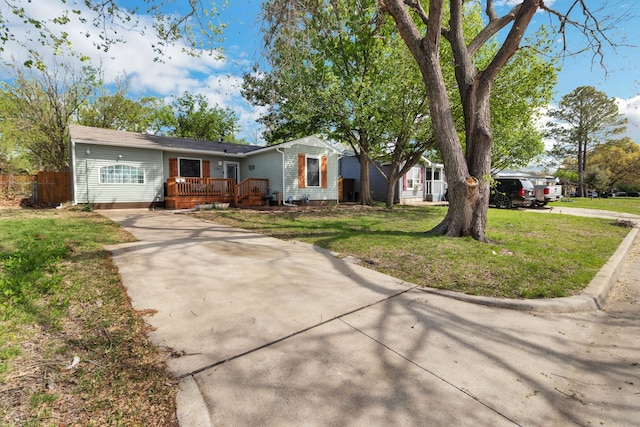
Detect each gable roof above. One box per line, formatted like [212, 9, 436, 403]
[68, 124, 264, 157]
[247, 134, 341, 155]
[68, 125, 339, 157]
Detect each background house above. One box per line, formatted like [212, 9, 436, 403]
[69, 125, 341, 209]
[339, 153, 446, 204]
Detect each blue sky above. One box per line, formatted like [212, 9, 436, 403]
[1, 0, 638, 145]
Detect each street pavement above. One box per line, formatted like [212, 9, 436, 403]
[100, 207, 640, 426]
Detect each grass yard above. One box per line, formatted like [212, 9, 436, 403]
[0, 198, 636, 425]
[557, 195, 640, 216]
[196, 203, 632, 298]
[0, 209, 177, 426]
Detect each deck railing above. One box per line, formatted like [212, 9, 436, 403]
[166, 177, 270, 207]
[166, 177, 236, 199]
[236, 178, 269, 205]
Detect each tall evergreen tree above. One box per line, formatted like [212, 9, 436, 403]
[548, 86, 627, 196]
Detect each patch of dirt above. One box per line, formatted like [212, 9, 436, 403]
[2, 298, 178, 426]
[0, 196, 23, 209]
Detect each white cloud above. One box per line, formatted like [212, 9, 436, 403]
[0, 0, 264, 143]
[496, 0, 556, 8]
[616, 95, 640, 143]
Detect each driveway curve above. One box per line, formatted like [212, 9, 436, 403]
[100, 208, 640, 427]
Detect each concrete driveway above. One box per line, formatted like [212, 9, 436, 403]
[100, 208, 640, 426]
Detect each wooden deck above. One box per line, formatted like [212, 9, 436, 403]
[164, 177, 270, 209]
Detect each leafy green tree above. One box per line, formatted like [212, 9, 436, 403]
[0, 60, 98, 171]
[584, 167, 609, 194]
[250, 1, 555, 208]
[547, 86, 627, 197]
[0, 96, 33, 174]
[555, 168, 579, 184]
[382, 0, 621, 241]
[77, 74, 163, 132]
[161, 92, 241, 142]
[589, 137, 640, 191]
[246, 0, 434, 206]
[489, 29, 557, 172]
[0, 0, 227, 66]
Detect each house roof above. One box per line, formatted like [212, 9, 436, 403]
[247, 134, 341, 155]
[68, 124, 264, 157]
[68, 125, 339, 157]
[336, 144, 443, 168]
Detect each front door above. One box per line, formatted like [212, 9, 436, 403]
[224, 162, 240, 183]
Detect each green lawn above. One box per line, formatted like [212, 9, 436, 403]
[0, 209, 177, 426]
[197, 204, 632, 299]
[557, 195, 640, 216]
[1, 202, 635, 424]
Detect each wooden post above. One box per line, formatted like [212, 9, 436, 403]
[166, 178, 177, 197]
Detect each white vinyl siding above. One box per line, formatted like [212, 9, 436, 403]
[74, 143, 162, 204]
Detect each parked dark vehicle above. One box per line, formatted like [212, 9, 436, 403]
[628, 191, 640, 197]
[489, 178, 536, 208]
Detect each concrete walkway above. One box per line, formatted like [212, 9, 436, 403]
[100, 207, 640, 426]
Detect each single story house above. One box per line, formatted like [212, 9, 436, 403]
[339, 153, 447, 204]
[68, 124, 341, 209]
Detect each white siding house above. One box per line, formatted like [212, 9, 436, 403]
[243, 135, 341, 204]
[69, 125, 340, 209]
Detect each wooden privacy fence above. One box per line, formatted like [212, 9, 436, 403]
[33, 171, 72, 206]
[0, 174, 35, 197]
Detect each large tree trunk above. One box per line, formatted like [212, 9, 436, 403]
[384, 0, 539, 241]
[578, 138, 587, 196]
[577, 138, 584, 196]
[385, 175, 400, 208]
[462, 84, 493, 241]
[358, 155, 374, 205]
[394, 2, 488, 240]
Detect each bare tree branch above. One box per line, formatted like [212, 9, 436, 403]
[404, 0, 429, 26]
[468, 3, 521, 56]
[540, 0, 629, 69]
[486, 0, 497, 21]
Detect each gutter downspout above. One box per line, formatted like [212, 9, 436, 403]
[70, 134, 78, 206]
[337, 152, 344, 205]
[276, 147, 286, 203]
